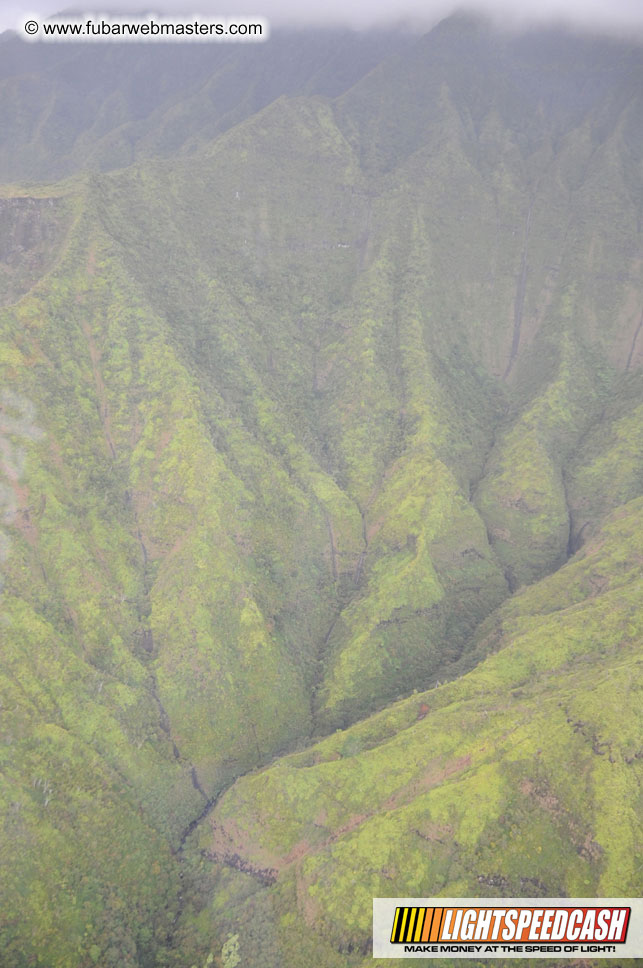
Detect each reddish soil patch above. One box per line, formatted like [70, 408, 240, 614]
[383, 754, 472, 811]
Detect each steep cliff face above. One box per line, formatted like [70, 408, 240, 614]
[0, 194, 74, 305]
[0, 17, 642, 968]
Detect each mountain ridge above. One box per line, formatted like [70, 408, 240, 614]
[0, 16, 642, 967]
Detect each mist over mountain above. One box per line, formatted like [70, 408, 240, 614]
[4, 0, 643, 34]
[0, 15, 642, 968]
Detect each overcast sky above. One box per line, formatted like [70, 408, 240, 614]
[3, 0, 643, 37]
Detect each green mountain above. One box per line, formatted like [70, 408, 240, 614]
[0, 29, 411, 180]
[0, 16, 642, 968]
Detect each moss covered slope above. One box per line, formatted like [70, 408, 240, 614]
[195, 495, 643, 967]
[0, 17, 642, 968]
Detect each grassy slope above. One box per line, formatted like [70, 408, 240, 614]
[194, 495, 643, 968]
[0, 19, 642, 968]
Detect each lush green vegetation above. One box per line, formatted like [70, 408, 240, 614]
[197, 495, 643, 967]
[0, 15, 642, 968]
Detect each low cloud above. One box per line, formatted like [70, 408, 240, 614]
[3, 0, 643, 37]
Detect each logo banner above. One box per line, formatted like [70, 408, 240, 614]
[373, 898, 643, 958]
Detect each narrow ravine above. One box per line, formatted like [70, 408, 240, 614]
[626, 307, 643, 371]
[157, 375, 615, 952]
[503, 197, 535, 379]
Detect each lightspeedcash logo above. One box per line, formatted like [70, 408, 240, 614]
[373, 898, 643, 958]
